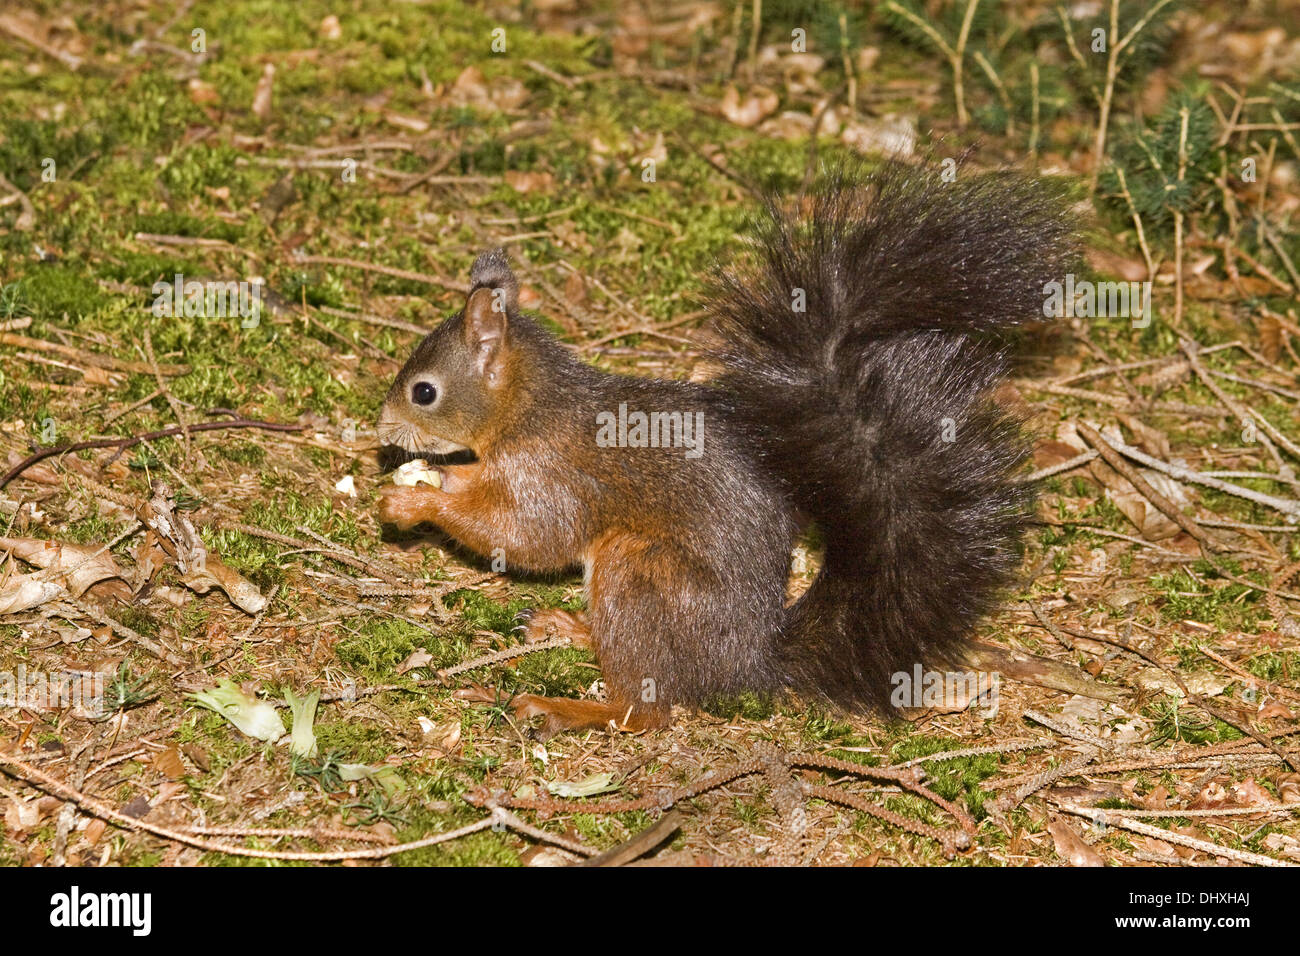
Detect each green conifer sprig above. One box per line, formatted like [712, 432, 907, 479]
[1102, 91, 1217, 235]
[877, 0, 996, 53]
[1054, 0, 1180, 103]
[876, 0, 998, 126]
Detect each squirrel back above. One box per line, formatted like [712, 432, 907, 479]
[709, 160, 1078, 711]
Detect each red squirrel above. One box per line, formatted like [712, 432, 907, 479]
[376, 161, 1076, 738]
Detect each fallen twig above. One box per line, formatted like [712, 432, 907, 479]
[1056, 803, 1295, 867]
[0, 747, 588, 862]
[1, 418, 304, 489]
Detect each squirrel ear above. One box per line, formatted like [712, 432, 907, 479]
[463, 286, 509, 385]
[468, 248, 518, 314]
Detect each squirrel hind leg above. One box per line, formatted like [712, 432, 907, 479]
[510, 694, 667, 740]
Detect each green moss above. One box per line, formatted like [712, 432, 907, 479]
[1150, 563, 1263, 632]
[333, 617, 443, 680]
[391, 809, 522, 866]
[1248, 651, 1300, 684]
[312, 721, 392, 763]
[14, 267, 109, 323]
[1144, 697, 1244, 746]
[241, 491, 362, 547]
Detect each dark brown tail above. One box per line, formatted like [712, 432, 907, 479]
[709, 160, 1078, 711]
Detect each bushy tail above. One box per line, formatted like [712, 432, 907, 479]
[710, 161, 1078, 712]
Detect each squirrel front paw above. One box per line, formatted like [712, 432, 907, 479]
[377, 485, 443, 530]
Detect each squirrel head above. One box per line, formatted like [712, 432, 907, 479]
[377, 248, 521, 459]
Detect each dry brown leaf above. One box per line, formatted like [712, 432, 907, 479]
[612, 8, 651, 59]
[444, 67, 528, 112]
[3, 452, 61, 486]
[1086, 247, 1148, 282]
[153, 746, 186, 781]
[563, 271, 587, 308]
[1259, 700, 1295, 720]
[1034, 439, 1087, 469]
[1275, 774, 1300, 805]
[1133, 667, 1226, 697]
[840, 115, 916, 158]
[1116, 413, 1173, 460]
[504, 169, 555, 194]
[154, 781, 187, 805]
[1263, 833, 1300, 859]
[447, 66, 489, 107]
[1257, 314, 1284, 363]
[720, 84, 779, 128]
[1189, 780, 1229, 811]
[760, 111, 818, 141]
[3, 797, 40, 833]
[252, 63, 275, 121]
[0, 572, 63, 614]
[188, 78, 219, 105]
[141, 483, 266, 613]
[489, 77, 528, 110]
[0, 12, 83, 70]
[439, 722, 462, 753]
[1230, 778, 1277, 809]
[1048, 817, 1105, 866]
[1089, 459, 1191, 541]
[81, 365, 116, 387]
[4, 795, 60, 835]
[551, 219, 592, 254]
[1171, 826, 1205, 859]
[396, 647, 434, 675]
[131, 531, 168, 592]
[182, 744, 210, 772]
[1140, 785, 1171, 810]
[181, 557, 268, 614]
[1133, 834, 1180, 860]
[521, 846, 581, 866]
[784, 53, 827, 79]
[0, 536, 125, 598]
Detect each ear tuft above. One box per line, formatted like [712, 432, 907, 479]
[469, 248, 518, 314]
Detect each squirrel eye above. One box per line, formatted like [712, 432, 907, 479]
[411, 381, 438, 406]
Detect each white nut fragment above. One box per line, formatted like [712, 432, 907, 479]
[334, 475, 357, 497]
[392, 459, 442, 488]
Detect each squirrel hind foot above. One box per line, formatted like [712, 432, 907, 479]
[516, 608, 592, 648]
[510, 694, 667, 740]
